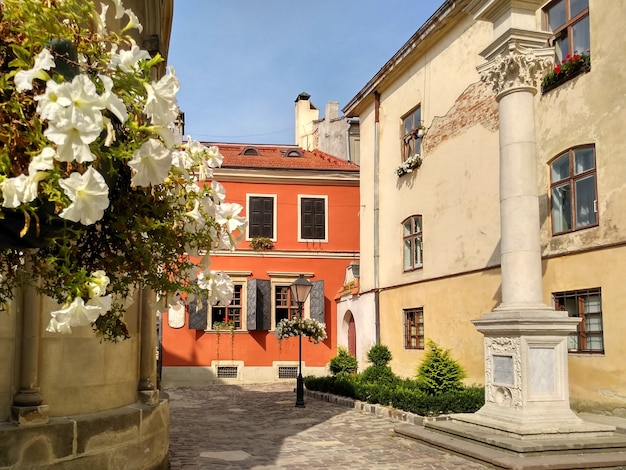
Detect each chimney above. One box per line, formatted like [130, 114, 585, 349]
[294, 92, 319, 149]
[325, 101, 339, 120]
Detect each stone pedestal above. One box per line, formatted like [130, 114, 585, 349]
[453, 308, 613, 438]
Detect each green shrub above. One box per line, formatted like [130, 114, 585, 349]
[367, 344, 392, 366]
[329, 347, 358, 376]
[416, 340, 466, 395]
[361, 364, 397, 385]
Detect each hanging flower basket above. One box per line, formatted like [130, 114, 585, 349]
[275, 317, 327, 344]
[0, 0, 246, 341]
[396, 154, 423, 177]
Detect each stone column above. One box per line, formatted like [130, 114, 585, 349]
[138, 288, 159, 405]
[11, 280, 49, 425]
[452, 41, 613, 438]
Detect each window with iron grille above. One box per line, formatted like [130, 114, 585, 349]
[278, 366, 298, 379]
[544, 0, 589, 61]
[403, 215, 423, 272]
[248, 196, 274, 239]
[217, 366, 238, 378]
[550, 145, 597, 235]
[300, 196, 326, 240]
[404, 307, 424, 350]
[402, 106, 422, 162]
[275, 285, 299, 324]
[553, 288, 604, 353]
[211, 284, 243, 329]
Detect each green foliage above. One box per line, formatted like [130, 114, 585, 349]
[366, 343, 392, 366]
[329, 346, 358, 376]
[415, 340, 466, 395]
[304, 374, 484, 416]
[249, 237, 274, 251]
[361, 365, 397, 385]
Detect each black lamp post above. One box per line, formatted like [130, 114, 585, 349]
[290, 274, 312, 408]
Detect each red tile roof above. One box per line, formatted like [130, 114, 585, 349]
[200, 142, 359, 172]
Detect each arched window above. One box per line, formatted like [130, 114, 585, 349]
[241, 146, 260, 156]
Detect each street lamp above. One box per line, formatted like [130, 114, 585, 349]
[290, 274, 312, 408]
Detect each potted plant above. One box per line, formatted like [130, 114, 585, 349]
[542, 51, 591, 93]
[275, 317, 327, 344]
[396, 154, 423, 177]
[250, 236, 274, 251]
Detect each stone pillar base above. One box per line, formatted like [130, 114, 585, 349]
[138, 389, 160, 405]
[10, 405, 50, 426]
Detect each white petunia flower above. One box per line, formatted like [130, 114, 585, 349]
[215, 202, 246, 233]
[123, 8, 143, 33]
[143, 66, 179, 126]
[44, 110, 101, 163]
[14, 48, 55, 92]
[98, 75, 128, 123]
[59, 167, 110, 225]
[1, 175, 28, 208]
[28, 147, 56, 173]
[35, 80, 72, 121]
[87, 270, 110, 298]
[205, 145, 224, 168]
[128, 139, 173, 187]
[50, 296, 102, 328]
[197, 269, 234, 306]
[209, 180, 226, 203]
[46, 317, 73, 334]
[111, 0, 125, 19]
[109, 43, 150, 72]
[87, 293, 112, 313]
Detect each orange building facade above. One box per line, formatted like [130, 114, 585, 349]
[161, 143, 360, 385]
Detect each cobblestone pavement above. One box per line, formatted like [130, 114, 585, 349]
[167, 382, 490, 469]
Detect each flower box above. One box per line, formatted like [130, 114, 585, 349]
[542, 52, 591, 94]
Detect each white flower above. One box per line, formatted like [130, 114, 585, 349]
[215, 202, 246, 233]
[28, 147, 56, 173]
[1, 175, 28, 208]
[46, 318, 73, 334]
[44, 109, 101, 163]
[143, 66, 180, 126]
[98, 75, 128, 123]
[197, 269, 234, 306]
[63, 74, 104, 128]
[123, 8, 143, 33]
[111, 0, 125, 19]
[59, 167, 110, 225]
[109, 43, 150, 72]
[87, 270, 110, 298]
[128, 139, 173, 186]
[50, 297, 102, 328]
[209, 180, 226, 203]
[87, 293, 112, 312]
[35, 80, 72, 121]
[205, 145, 224, 168]
[14, 48, 55, 92]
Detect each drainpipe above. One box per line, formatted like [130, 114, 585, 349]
[374, 92, 381, 344]
[345, 118, 357, 163]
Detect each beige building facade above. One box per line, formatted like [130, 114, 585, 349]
[342, 0, 626, 415]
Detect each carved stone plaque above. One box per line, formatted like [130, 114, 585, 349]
[492, 354, 514, 385]
[168, 302, 185, 329]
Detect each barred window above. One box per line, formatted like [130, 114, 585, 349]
[554, 288, 604, 353]
[404, 307, 424, 350]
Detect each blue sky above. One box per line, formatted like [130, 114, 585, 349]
[168, 1, 444, 145]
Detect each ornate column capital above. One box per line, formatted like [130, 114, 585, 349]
[477, 41, 553, 99]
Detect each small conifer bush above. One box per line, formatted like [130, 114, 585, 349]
[366, 343, 392, 366]
[329, 347, 358, 376]
[416, 340, 466, 395]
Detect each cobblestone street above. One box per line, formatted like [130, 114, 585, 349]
[167, 383, 490, 469]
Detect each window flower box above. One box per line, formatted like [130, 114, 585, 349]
[396, 154, 423, 177]
[542, 51, 591, 94]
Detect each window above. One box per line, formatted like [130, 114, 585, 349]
[404, 308, 424, 349]
[403, 215, 423, 271]
[544, 0, 590, 62]
[300, 196, 327, 241]
[402, 106, 422, 162]
[241, 146, 260, 156]
[550, 145, 597, 235]
[248, 195, 275, 239]
[211, 284, 243, 329]
[554, 288, 603, 353]
[274, 285, 299, 324]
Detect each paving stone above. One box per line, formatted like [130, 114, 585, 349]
[167, 383, 489, 469]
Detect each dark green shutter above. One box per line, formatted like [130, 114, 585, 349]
[188, 292, 208, 330]
[310, 280, 325, 323]
[246, 279, 271, 330]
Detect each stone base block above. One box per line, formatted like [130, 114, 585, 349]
[10, 405, 49, 426]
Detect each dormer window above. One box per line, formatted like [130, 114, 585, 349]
[284, 149, 303, 158]
[241, 146, 260, 156]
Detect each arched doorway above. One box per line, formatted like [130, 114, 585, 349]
[347, 312, 356, 357]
